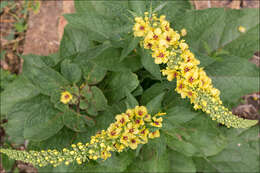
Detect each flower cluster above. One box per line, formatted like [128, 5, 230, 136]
[133, 13, 258, 128]
[0, 106, 165, 167]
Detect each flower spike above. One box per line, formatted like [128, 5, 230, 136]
[0, 106, 165, 167]
[133, 12, 258, 128]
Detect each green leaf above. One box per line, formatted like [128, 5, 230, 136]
[1, 152, 15, 172]
[129, 1, 146, 16]
[14, 21, 27, 32]
[152, 1, 192, 21]
[168, 150, 196, 173]
[4, 98, 32, 144]
[23, 95, 64, 141]
[147, 133, 167, 158]
[126, 147, 170, 172]
[0, 75, 39, 115]
[0, 69, 16, 92]
[172, 8, 259, 58]
[62, 109, 89, 132]
[59, 24, 92, 57]
[87, 86, 108, 116]
[132, 84, 143, 97]
[139, 48, 162, 80]
[91, 86, 108, 110]
[64, 14, 107, 42]
[164, 105, 198, 129]
[146, 92, 165, 115]
[191, 49, 216, 67]
[74, 1, 131, 24]
[74, 151, 135, 172]
[61, 59, 82, 84]
[78, 60, 107, 85]
[195, 126, 259, 173]
[164, 115, 228, 157]
[22, 55, 69, 96]
[218, 9, 259, 58]
[206, 55, 259, 106]
[79, 85, 107, 116]
[40, 53, 62, 67]
[124, 87, 139, 109]
[141, 82, 173, 105]
[120, 37, 140, 61]
[64, 11, 129, 43]
[103, 71, 139, 103]
[90, 47, 142, 72]
[27, 127, 75, 150]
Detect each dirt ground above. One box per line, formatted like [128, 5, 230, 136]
[0, 1, 259, 173]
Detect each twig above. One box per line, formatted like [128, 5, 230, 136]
[1, 36, 24, 47]
[0, 19, 16, 23]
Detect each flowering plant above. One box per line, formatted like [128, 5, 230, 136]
[1, 1, 259, 172]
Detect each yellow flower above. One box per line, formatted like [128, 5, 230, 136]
[181, 28, 187, 36]
[120, 133, 130, 146]
[101, 150, 111, 160]
[211, 88, 220, 97]
[160, 20, 170, 31]
[114, 143, 125, 152]
[129, 135, 140, 150]
[162, 30, 180, 46]
[152, 49, 169, 64]
[126, 109, 135, 119]
[143, 38, 154, 50]
[148, 130, 160, 139]
[133, 18, 149, 37]
[179, 42, 189, 51]
[152, 116, 163, 122]
[107, 124, 122, 139]
[162, 68, 179, 81]
[139, 128, 149, 144]
[154, 28, 162, 35]
[238, 26, 246, 33]
[159, 15, 166, 21]
[202, 100, 207, 107]
[151, 117, 163, 127]
[176, 79, 187, 98]
[134, 118, 144, 127]
[155, 112, 166, 116]
[60, 91, 72, 104]
[76, 158, 82, 165]
[126, 122, 139, 135]
[115, 113, 130, 126]
[183, 89, 197, 101]
[144, 114, 151, 122]
[198, 75, 211, 89]
[183, 68, 199, 86]
[134, 106, 148, 118]
[92, 155, 98, 160]
[158, 38, 169, 49]
[180, 62, 194, 74]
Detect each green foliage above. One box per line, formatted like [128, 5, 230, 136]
[61, 59, 82, 84]
[139, 48, 162, 80]
[0, 69, 16, 93]
[1, 1, 259, 173]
